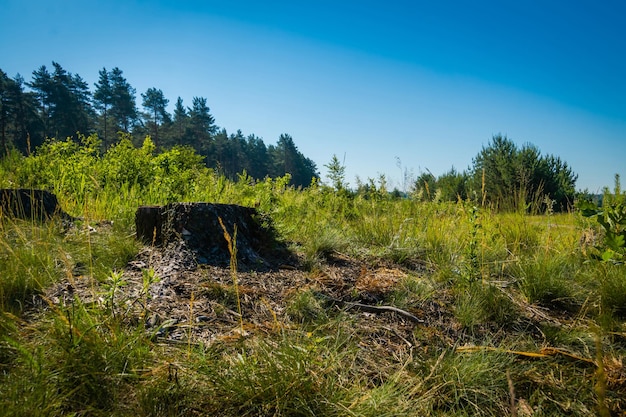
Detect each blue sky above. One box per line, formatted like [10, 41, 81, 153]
[1, 0, 624, 192]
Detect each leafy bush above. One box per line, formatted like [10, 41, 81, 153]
[16, 134, 100, 202]
[100, 135, 155, 188]
[578, 174, 626, 262]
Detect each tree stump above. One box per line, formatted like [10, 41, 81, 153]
[135, 203, 289, 269]
[0, 188, 73, 221]
[135, 206, 163, 245]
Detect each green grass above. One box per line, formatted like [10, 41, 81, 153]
[0, 298, 153, 416]
[454, 282, 519, 328]
[0, 218, 67, 313]
[1, 141, 625, 416]
[285, 289, 330, 324]
[515, 251, 581, 308]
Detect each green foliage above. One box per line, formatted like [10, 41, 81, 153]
[324, 154, 347, 192]
[578, 174, 626, 262]
[470, 135, 577, 212]
[17, 133, 100, 202]
[411, 135, 578, 213]
[0, 137, 625, 415]
[414, 167, 468, 202]
[1, 63, 319, 184]
[101, 135, 155, 187]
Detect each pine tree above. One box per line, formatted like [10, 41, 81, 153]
[470, 134, 577, 211]
[28, 65, 53, 141]
[109, 67, 137, 134]
[0, 69, 10, 155]
[188, 96, 215, 153]
[141, 87, 169, 149]
[172, 97, 188, 146]
[269, 134, 318, 187]
[6, 74, 41, 153]
[245, 134, 269, 179]
[324, 154, 346, 191]
[93, 68, 113, 149]
[28, 62, 94, 142]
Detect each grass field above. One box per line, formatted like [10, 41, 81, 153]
[1, 140, 625, 416]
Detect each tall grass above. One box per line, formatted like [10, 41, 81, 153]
[1, 138, 625, 415]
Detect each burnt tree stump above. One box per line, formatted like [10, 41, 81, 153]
[135, 205, 163, 245]
[135, 202, 289, 269]
[0, 188, 73, 221]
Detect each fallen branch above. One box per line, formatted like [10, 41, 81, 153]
[457, 345, 596, 365]
[318, 293, 424, 324]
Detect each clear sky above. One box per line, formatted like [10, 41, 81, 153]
[1, 0, 624, 192]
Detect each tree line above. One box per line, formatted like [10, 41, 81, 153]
[0, 63, 579, 210]
[0, 62, 318, 187]
[412, 134, 578, 212]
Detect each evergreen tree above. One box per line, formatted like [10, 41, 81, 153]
[541, 154, 577, 210]
[324, 154, 346, 191]
[210, 128, 229, 174]
[436, 167, 468, 201]
[2, 63, 321, 186]
[141, 87, 169, 149]
[28, 62, 93, 142]
[172, 97, 188, 146]
[229, 130, 247, 177]
[269, 134, 318, 187]
[245, 134, 269, 179]
[471, 134, 518, 206]
[6, 74, 41, 153]
[93, 68, 113, 148]
[49, 62, 93, 140]
[109, 67, 137, 134]
[470, 134, 577, 211]
[71, 72, 94, 137]
[0, 69, 10, 154]
[414, 170, 437, 201]
[188, 96, 215, 153]
[28, 65, 53, 141]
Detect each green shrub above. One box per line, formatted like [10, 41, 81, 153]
[578, 174, 626, 262]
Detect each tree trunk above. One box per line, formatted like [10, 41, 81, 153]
[135, 205, 163, 245]
[0, 188, 73, 221]
[135, 202, 289, 270]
